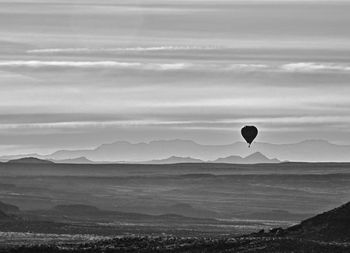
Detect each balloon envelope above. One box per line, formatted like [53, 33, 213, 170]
[241, 126, 258, 146]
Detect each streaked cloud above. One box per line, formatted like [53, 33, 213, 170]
[1, 115, 350, 133]
[225, 64, 268, 71]
[3, 60, 350, 74]
[26, 46, 222, 54]
[281, 62, 350, 72]
[0, 60, 190, 71]
[0, 60, 271, 72]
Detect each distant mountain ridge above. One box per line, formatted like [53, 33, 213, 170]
[53, 156, 93, 164]
[4, 152, 280, 165]
[1, 139, 350, 163]
[141, 156, 204, 164]
[6, 157, 54, 164]
[138, 152, 279, 164]
[45, 139, 350, 162]
[214, 152, 280, 164]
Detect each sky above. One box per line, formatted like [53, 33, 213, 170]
[1, 0, 350, 155]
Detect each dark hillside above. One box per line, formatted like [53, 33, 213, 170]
[285, 201, 350, 242]
[0, 201, 19, 214]
[0, 210, 9, 220]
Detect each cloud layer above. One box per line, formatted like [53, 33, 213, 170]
[26, 46, 222, 54]
[281, 62, 350, 72]
[2, 59, 350, 73]
[1, 0, 350, 154]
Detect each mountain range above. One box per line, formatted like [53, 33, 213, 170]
[136, 152, 280, 164]
[213, 152, 280, 164]
[6, 157, 55, 164]
[53, 156, 94, 164]
[141, 156, 204, 164]
[3, 152, 279, 165]
[1, 139, 350, 163]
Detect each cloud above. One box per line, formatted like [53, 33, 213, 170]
[6, 60, 350, 74]
[0, 60, 190, 71]
[281, 62, 350, 72]
[1, 115, 349, 131]
[0, 60, 272, 73]
[225, 64, 268, 71]
[26, 46, 221, 54]
[0, 119, 195, 130]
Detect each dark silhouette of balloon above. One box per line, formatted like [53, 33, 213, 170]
[241, 126, 258, 147]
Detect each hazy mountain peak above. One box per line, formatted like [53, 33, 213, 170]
[214, 152, 279, 164]
[142, 156, 203, 164]
[245, 152, 267, 159]
[299, 139, 331, 145]
[244, 152, 280, 163]
[54, 156, 93, 164]
[7, 157, 54, 164]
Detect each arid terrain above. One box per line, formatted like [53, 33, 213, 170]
[0, 161, 350, 252]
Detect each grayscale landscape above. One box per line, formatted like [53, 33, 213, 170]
[1, 0, 350, 252]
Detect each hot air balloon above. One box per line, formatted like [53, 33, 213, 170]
[241, 125, 258, 147]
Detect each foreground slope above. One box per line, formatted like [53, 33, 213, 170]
[284, 201, 350, 242]
[2, 201, 350, 252]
